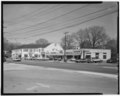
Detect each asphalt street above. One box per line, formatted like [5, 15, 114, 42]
[3, 62, 118, 94]
[6, 59, 118, 75]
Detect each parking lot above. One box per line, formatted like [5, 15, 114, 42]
[3, 61, 118, 94]
[6, 58, 118, 75]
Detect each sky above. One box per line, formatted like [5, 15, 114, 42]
[3, 2, 118, 44]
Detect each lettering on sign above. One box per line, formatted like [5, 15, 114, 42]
[66, 50, 81, 55]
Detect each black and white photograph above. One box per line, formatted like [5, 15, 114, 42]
[2, 1, 119, 95]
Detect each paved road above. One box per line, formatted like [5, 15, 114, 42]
[6, 59, 118, 75]
[4, 63, 118, 94]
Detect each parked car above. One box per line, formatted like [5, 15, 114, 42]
[91, 58, 103, 63]
[107, 58, 118, 63]
[42, 58, 49, 61]
[70, 58, 76, 62]
[31, 57, 36, 60]
[12, 57, 21, 61]
[57, 58, 62, 61]
[49, 57, 54, 60]
[86, 58, 94, 63]
[12, 55, 21, 61]
[75, 59, 87, 63]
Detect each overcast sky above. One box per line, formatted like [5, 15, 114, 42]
[3, 2, 118, 44]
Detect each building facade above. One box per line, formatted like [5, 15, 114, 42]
[12, 43, 111, 61]
[12, 43, 64, 60]
[44, 43, 64, 59]
[66, 49, 111, 61]
[12, 47, 46, 60]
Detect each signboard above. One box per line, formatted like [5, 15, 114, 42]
[45, 50, 82, 56]
[74, 50, 81, 55]
[66, 52, 73, 55]
[46, 52, 64, 55]
[66, 50, 81, 55]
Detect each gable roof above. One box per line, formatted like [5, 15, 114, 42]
[14, 44, 50, 49]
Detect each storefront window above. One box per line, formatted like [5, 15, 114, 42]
[24, 54, 28, 57]
[86, 55, 91, 59]
[18, 55, 21, 58]
[95, 53, 99, 59]
[103, 55, 106, 59]
[34, 54, 38, 57]
[42, 54, 45, 58]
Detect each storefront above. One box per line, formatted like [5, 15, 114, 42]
[66, 50, 82, 60]
[46, 52, 64, 60]
[66, 49, 111, 61]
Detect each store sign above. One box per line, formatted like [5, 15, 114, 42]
[74, 50, 81, 53]
[66, 50, 81, 55]
[66, 52, 73, 55]
[47, 52, 64, 55]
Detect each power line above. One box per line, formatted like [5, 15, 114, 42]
[6, 9, 117, 40]
[24, 10, 117, 39]
[21, 5, 117, 36]
[4, 32, 19, 43]
[6, 4, 88, 33]
[5, 4, 65, 27]
[6, 5, 116, 36]
[5, 4, 61, 26]
[4, 4, 49, 23]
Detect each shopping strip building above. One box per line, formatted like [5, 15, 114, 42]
[12, 43, 111, 61]
[12, 43, 64, 60]
[66, 49, 111, 61]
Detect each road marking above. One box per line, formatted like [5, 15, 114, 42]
[26, 86, 38, 91]
[43, 67, 118, 79]
[26, 83, 50, 91]
[36, 83, 50, 88]
[76, 71, 118, 79]
[103, 66, 118, 69]
[5, 63, 118, 79]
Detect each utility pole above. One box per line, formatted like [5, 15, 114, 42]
[64, 32, 69, 62]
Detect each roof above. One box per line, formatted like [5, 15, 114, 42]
[14, 44, 50, 49]
[66, 48, 111, 52]
[81, 48, 111, 51]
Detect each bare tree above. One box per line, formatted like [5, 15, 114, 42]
[4, 38, 10, 51]
[4, 37, 21, 51]
[71, 29, 89, 48]
[61, 34, 74, 49]
[105, 39, 118, 60]
[73, 26, 110, 48]
[86, 26, 109, 48]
